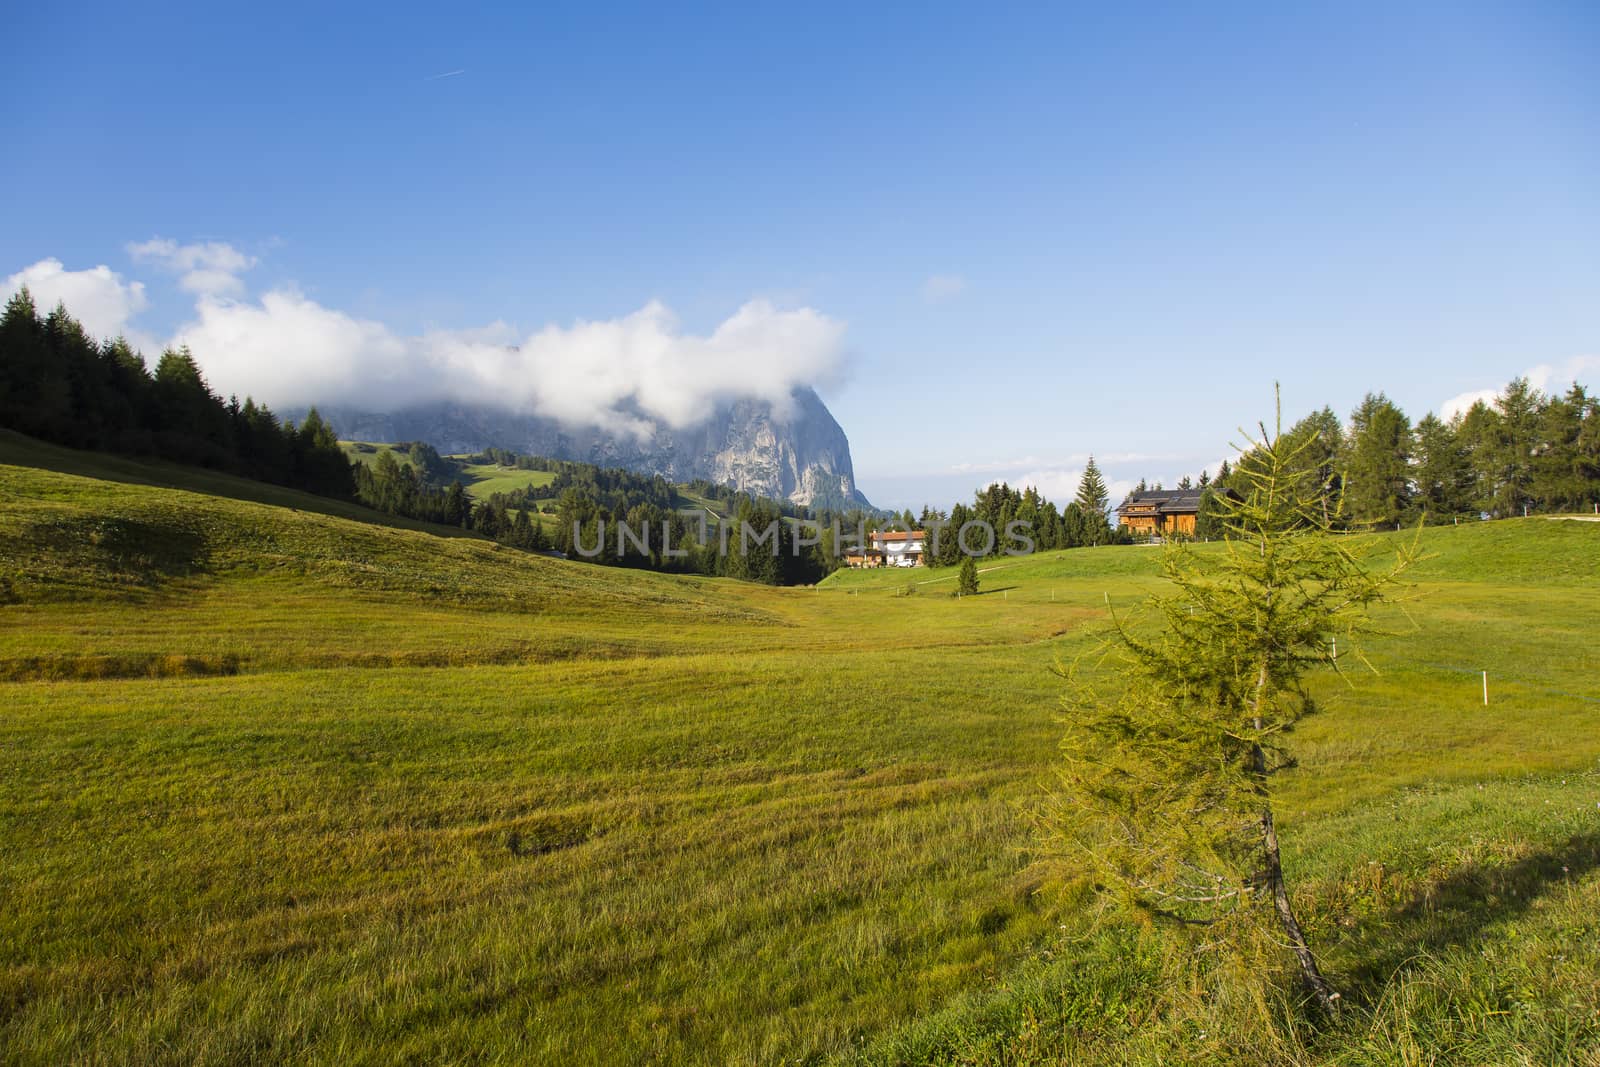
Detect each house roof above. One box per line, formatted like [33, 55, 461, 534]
[1115, 488, 1206, 515]
[870, 530, 926, 542]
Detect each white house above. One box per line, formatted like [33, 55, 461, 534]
[869, 529, 926, 567]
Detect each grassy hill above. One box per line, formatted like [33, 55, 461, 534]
[2, 441, 1598, 1064]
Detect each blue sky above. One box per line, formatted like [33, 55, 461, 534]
[4, 2, 1597, 509]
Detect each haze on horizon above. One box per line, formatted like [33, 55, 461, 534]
[3, 2, 1596, 510]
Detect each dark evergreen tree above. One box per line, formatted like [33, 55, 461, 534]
[1532, 385, 1597, 512]
[1073, 457, 1113, 545]
[1342, 392, 1412, 526]
[1487, 377, 1543, 517]
[956, 555, 979, 596]
[445, 481, 470, 527]
[1195, 487, 1226, 540]
[1411, 413, 1472, 520]
[1075, 456, 1110, 516]
[1454, 399, 1500, 515]
[1284, 407, 1343, 526]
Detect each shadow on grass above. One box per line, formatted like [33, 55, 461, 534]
[23, 514, 211, 583]
[1341, 830, 1600, 1002]
[974, 586, 1020, 596]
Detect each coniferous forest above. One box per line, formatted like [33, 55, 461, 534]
[0, 288, 353, 498]
[1188, 385, 1600, 534]
[926, 383, 1600, 557]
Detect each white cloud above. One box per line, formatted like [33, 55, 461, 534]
[8, 245, 849, 435]
[950, 456, 1047, 475]
[171, 288, 415, 410]
[921, 274, 966, 304]
[1439, 355, 1600, 420]
[2, 258, 148, 343]
[1439, 388, 1499, 422]
[1016, 468, 1084, 502]
[1525, 355, 1600, 395]
[171, 290, 847, 434]
[128, 238, 257, 296]
[951, 451, 1178, 476]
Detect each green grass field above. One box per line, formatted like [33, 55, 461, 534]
[2, 439, 1598, 1064]
[341, 441, 559, 503]
[450, 461, 558, 502]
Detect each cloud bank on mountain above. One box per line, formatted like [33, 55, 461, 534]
[3, 244, 848, 440]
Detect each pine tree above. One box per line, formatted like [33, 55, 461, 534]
[1076, 456, 1109, 516]
[445, 481, 469, 527]
[1042, 394, 1416, 1012]
[1411, 413, 1471, 520]
[1342, 392, 1412, 527]
[1455, 400, 1500, 515]
[1532, 385, 1593, 511]
[1194, 487, 1225, 540]
[511, 507, 534, 549]
[1284, 407, 1343, 526]
[527, 509, 546, 551]
[1074, 457, 1113, 545]
[1488, 377, 1543, 517]
[956, 555, 979, 596]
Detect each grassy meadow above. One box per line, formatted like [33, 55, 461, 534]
[449, 460, 558, 503]
[2, 437, 1598, 1064]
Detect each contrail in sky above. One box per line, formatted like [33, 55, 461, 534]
[425, 69, 466, 81]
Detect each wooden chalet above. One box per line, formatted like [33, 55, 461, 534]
[1115, 488, 1213, 537]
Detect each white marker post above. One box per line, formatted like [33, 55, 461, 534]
[1482, 670, 1488, 706]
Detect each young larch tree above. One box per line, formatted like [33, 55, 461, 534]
[1042, 393, 1416, 1012]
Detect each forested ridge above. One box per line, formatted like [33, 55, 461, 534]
[1154, 385, 1600, 536]
[0, 288, 353, 498]
[1232, 384, 1600, 524]
[924, 381, 1600, 559]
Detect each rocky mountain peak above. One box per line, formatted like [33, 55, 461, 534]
[300, 387, 870, 508]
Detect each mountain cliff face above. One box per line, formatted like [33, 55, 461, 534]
[304, 387, 870, 508]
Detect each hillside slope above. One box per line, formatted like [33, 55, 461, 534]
[2, 458, 1597, 1064]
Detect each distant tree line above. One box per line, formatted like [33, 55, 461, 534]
[918, 455, 1126, 565]
[1150, 379, 1600, 532]
[538, 466, 889, 584]
[0, 288, 353, 497]
[547, 490, 829, 584]
[350, 444, 550, 552]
